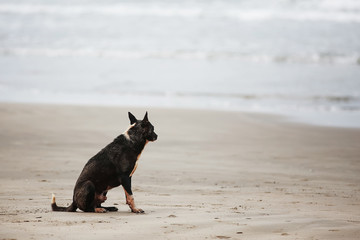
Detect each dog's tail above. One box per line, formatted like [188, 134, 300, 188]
[51, 194, 77, 212]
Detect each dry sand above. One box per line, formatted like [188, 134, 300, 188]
[0, 103, 359, 240]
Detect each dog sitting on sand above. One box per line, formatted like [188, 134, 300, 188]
[51, 112, 157, 213]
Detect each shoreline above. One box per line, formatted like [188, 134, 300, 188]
[1, 100, 359, 129]
[0, 102, 359, 239]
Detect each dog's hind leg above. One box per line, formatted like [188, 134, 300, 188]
[74, 181, 106, 213]
[96, 191, 118, 212]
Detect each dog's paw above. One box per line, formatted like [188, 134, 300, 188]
[131, 208, 144, 214]
[95, 208, 107, 213]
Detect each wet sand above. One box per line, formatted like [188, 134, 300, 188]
[0, 103, 359, 239]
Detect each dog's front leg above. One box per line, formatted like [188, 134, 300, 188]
[121, 176, 144, 213]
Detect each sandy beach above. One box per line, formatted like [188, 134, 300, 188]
[0, 103, 359, 240]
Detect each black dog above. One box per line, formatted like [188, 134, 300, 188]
[51, 112, 157, 213]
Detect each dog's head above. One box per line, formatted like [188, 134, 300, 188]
[126, 112, 158, 142]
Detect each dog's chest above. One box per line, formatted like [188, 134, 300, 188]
[129, 141, 148, 177]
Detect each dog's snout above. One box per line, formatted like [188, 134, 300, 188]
[152, 132, 158, 141]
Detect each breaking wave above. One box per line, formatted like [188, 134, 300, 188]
[1, 48, 359, 65]
[1, 2, 360, 23]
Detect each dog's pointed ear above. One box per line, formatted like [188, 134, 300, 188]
[128, 112, 137, 124]
[143, 111, 149, 122]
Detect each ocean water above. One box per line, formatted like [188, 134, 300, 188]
[0, 0, 360, 127]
